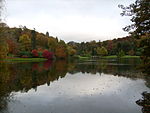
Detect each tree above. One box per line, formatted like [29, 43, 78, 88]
[47, 37, 57, 52]
[7, 39, 18, 55]
[96, 46, 108, 56]
[0, 40, 8, 58]
[31, 29, 36, 50]
[117, 50, 125, 59]
[67, 46, 76, 56]
[119, 0, 150, 74]
[19, 34, 31, 51]
[119, 0, 150, 37]
[46, 31, 49, 37]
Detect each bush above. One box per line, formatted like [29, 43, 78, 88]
[19, 51, 32, 57]
[117, 50, 125, 58]
[31, 49, 39, 57]
[42, 50, 53, 59]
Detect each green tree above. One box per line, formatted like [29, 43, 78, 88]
[119, 0, 150, 37]
[117, 50, 125, 59]
[31, 29, 36, 50]
[119, 0, 150, 74]
[46, 31, 49, 37]
[96, 46, 108, 56]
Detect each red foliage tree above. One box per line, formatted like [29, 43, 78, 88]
[31, 49, 38, 57]
[43, 60, 52, 70]
[7, 39, 18, 55]
[42, 50, 53, 59]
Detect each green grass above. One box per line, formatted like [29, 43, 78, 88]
[102, 55, 140, 59]
[122, 55, 140, 58]
[102, 55, 117, 59]
[76, 55, 140, 60]
[78, 56, 90, 59]
[1, 58, 47, 62]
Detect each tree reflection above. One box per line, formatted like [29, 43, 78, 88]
[136, 92, 150, 113]
[0, 60, 68, 112]
[0, 58, 149, 112]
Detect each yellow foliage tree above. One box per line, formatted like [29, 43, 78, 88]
[19, 34, 31, 51]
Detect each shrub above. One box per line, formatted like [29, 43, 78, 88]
[19, 51, 32, 57]
[117, 50, 125, 58]
[42, 50, 53, 59]
[31, 49, 38, 57]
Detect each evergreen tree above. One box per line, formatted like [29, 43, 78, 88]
[31, 29, 36, 50]
[46, 31, 49, 37]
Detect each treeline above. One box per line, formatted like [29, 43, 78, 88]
[0, 23, 147, 60]
[68, 36, 141, 57]
[0, 23, 76, 59]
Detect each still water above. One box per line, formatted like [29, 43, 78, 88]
[0, 59, 150, 113]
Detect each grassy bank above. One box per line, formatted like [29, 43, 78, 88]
[1, 58, 47, 62]
[77, 55, 140, 60]
[102, 55, 140, 59]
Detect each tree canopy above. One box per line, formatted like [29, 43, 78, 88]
[119, 0, 150, 37]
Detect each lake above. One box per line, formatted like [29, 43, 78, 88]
[0, 59, 150, 113]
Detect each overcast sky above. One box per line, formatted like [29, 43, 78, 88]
[4, 0, 135, 42]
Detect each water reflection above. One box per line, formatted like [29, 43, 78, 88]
[0, 59, 149, 113]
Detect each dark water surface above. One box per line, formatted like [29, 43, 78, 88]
[0, 59, 150, 113]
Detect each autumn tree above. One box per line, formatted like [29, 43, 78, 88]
[7, 39, 18, 55]
[67, 46, 77, 56]
[55, 40, 68, 59]
[19, 34, 31, 51]
[48, 37, 57, 52]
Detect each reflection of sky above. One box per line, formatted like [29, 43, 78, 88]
[4, 73, 150, 113]
[5, 0, 135, 42]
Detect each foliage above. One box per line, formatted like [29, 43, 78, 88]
[119, 0, 150, 37]
[128, 49, 135, 56]
[119, 0, 150, 74]
[0, 41, 9, 59]
[19, 34, 31, 51]
[31, 29, 36, 50]
[55, 46, 67, 59]
[6, 39, 18, 55]
[55, 41, 68, 59]
[67, 46, 77, 56]
[96, 46, 108, 56]
[48, 37, 57, 52]
[42, 50, 53, 59]
[19, 51, 32, 58]
[117, 50, 125, 59]
[31, 49, 38, 57]
[0, 24, 142, 60]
